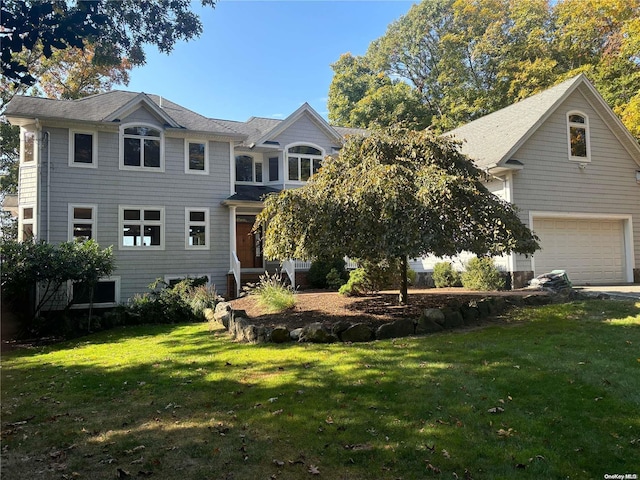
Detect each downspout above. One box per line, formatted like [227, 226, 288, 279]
[45, 131, 51, 243]
[35, 119, 41, 241]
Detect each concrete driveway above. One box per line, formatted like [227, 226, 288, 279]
[575, 285, 640, 300]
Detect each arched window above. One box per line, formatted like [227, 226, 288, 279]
[235, 155, 262, 183]
[567, 112, 590, 161]
[287, 144, 323, 181]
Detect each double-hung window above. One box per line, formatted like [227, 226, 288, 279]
[69, 130, 97, 167]
[185, 208, 209, 249]
[567, 112, 590, 162]
[68, 204, 96, 241]
[120, 206, 164, 249]
[21, 129, 35, 164]
[185, 139, 208, 174]
[287, 145, 323, 182]
[120, 124, 163, 171]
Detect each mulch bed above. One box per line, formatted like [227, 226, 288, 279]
[229, 288, 543, 331]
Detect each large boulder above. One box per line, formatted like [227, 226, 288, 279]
[340, 323, 374, 343]
[299, 323, 337, 343]
[376, 319, 415, 340]
[270, 326, 291, 343]
[421, 308, 445, 326]
[415, 316, 444, 334]
[440, 307, 464, 329]
[459, 304, 480, 324]
[214, 302, 233, 328]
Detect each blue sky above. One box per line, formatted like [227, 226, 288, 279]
[114, 0, 415, 122]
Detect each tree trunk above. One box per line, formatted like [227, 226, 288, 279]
[399, 256, 408, 305]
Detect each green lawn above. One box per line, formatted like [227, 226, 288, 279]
[2, 300, 639, 480]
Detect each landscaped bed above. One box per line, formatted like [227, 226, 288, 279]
[222, 288, 554, 343]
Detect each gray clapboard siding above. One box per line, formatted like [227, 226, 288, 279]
[273, 113, 340, 154]
[38, 113, 233, 303]
[510, 86, 640, 272]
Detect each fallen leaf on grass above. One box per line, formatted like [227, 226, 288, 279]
[442, 449, 451, 459]
[116, 468, 131, 478]
[130, 457, 144, 465]
[426, 462, 441, 474]
[343, 444, 373, 451]
[308, 465, 320, 475]
[487, 407, 504, 414]
[497, 428, 516, 437]
[273, 459, 285, 467]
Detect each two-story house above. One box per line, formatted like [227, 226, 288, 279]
[4, 92, 361, 305]
[5, 74, 640, 308]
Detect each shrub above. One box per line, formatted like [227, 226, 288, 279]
[126, 278, 219, 324]
[461, 257, 505, 291]
[432, 262, 462, 288]
[307, 257, 347, 289]
[339, 267, 370, 296]
[326, 268, 346, 290]
[251, 272, 296, 313]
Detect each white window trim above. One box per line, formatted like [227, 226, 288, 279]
[18, 205, 36, 241]
[119, 205, 165, 250]
[69, 276, 121, 309]
[119, 123, 165, 172]
[566, 111, 591, 163]
[184, 139, 209, 175]
[285, 142, 325, 184]
[235, 154, 264, 184]
[185, 207, 210, 250]
[68, 204, 97, 242]
[68, 129, 98, 168]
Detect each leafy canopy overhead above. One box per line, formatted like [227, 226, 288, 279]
[328, 0, 640, 137]
[1, 0, 216, 87]
[257, 126, 539, 278]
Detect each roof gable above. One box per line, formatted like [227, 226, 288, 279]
[251, 103, 343, 147]
[447, 74, 640, 169]
[102, 92, 180, 127]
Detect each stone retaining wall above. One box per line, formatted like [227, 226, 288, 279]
[206, 293, 558, 344]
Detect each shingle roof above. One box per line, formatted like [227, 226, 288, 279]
[225, 185, 281, 202]
[5, 91, 245, 138]
[445, 75, 585, 169]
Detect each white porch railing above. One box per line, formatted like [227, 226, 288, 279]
[282, 259, 296, 288]
[231, 251, 241, 297]
[344, 257, 358, 270]
[293, 257, 358, 271]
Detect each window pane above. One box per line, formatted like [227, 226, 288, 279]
[124, 209, 140, 221]
[301, 157, 311, 181]
[23, 224, 33, 239]
[24, 131, 35, 162]
[269, 157, 279, 181]
[236, 155, 253, 182]
[288, 145, 321, 155]
[123, 224, 141, 246]
[288, 157, 299, 181]
[255, 162, 263, 182]
[125, 126, 160, 137]
[73, 207, 92, 220]
[124, 138, 140, 166]
[189, 225, 206, 246]
[144, 210, 161, 221]
[144, 139, 160, 167]
[189, 142, 205, 170]
[73, 280, 116, 304]
[190, 211, 205, 222]
[570, 126, 587, 157]
[23, 208, 33, 220]
[144, 225, 161, 246]
[313, 158, 322, 176]
[73, 223, 93, 241]
[74, 133, 93, 163]
[569, 114, 585, 124]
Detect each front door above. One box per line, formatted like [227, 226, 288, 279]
[236, 217, 263, 268]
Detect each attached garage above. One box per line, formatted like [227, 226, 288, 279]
[532, 216, 630, 285]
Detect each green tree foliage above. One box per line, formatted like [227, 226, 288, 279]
[1, 0, 216, 87]
[0, 239, 114, 320]
[329, 0, 640, 138]
[257, 127, 539, 304]
[460, 257, 506, 291]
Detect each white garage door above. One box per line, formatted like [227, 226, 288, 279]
[533, 218, 626, 285]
